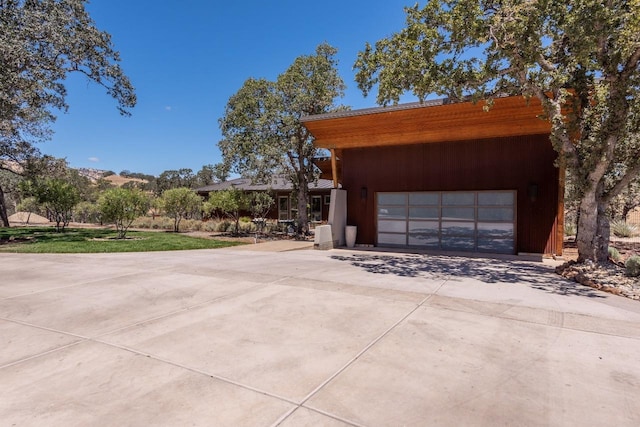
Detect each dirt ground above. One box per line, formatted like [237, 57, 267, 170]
[563, 237, 640, 262]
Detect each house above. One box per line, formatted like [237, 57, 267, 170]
[195, 175, 334, 222]
[301, 95, 564, 256]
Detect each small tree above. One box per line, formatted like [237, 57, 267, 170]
[98, 188, 149, 238]
[248, 192, 274, 234]
[32, 179, 80, 231]
[160, 187, 203, 232]
[203, 187, 249, 235]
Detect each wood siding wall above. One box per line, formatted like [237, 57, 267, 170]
[342, 134, 561, 254]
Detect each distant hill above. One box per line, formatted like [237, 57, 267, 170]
[2, 164, 152, 187]
[103, 174, 148, 187]
[74, 168, 149, 187]
[76, 168, 107, 182]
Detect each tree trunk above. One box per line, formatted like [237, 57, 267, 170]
[576, 187, 610, 263]
[297, 170, 309, 236]
[0, 184, 10, 227]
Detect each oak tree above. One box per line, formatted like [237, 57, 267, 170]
[0, 0, 136, 226]
[218, 43, 346, 235]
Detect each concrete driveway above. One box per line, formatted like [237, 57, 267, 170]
[1, 246, 639, 426]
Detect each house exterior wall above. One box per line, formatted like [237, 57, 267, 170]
[202, 189, 332, 222]
[341, 134, 561, 254]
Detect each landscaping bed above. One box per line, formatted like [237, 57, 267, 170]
[557, 238, 640, 301]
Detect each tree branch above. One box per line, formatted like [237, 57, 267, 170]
[603, 161, 640, 206]
[536, 54, 556, 73]
[621, 45, 640, 81]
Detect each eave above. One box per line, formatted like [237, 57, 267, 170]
[302, 96, 551, 150]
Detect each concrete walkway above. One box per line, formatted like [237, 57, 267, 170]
[1, 248, 639, 426]
[227, 239, 313, 252]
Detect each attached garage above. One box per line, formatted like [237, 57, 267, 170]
[302, 96, 564, 256]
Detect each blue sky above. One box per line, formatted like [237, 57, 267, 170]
[44, 0, 417, 176]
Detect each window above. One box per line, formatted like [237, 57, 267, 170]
[278, 196, 289, 221]
[311, 195, 322, 221]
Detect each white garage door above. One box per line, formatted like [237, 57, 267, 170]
[377, 191, 516, 254]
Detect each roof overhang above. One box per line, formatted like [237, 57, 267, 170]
[312, 156, 341, 181]
[302, 96, 551, 150]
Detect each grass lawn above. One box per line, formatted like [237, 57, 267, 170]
[0, 227, 245, 253]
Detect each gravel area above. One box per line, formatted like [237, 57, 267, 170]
[557, 237, 640, 301]
[556, 260, 640, 300]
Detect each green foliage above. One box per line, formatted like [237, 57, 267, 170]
[160, 187, 203, 232]
[194, 163, 229, 188]
[0, 227, 243, 254]
[610, 220, 639, 238]
[31, 178, 80, 231]
[98, 188, 150, 238]
[15, 196, 41, 217]
[625, 255, 640, 277]
[157, 169, 196, 194]
[216, 220, 231, 232]
[0, 169, 24, 220]
[248, 191, 274, 233]
[118, 170, 157, 192]
[354, 1, 640, 262]
[608, 247, 621, 262]
[203, 187, 249, 234]
[73, 201, 101, 224]
[218, 43, 346, 233]
[0, 0, 136, 121]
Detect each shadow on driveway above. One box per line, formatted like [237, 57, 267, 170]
[331, 253, 605, 299]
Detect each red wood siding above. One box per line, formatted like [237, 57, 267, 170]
[342, 134, 561, 254]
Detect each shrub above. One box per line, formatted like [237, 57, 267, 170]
[203, 221, 219, 232]
[625, 255, 640, 277]
[217, 220, 231, 232]
[180, 219, 203, 232]
[564, 222, 577, 236]
[611, 220, 638, 238]
[608, 247, 621, 262]
[132, 216, 173, 230]
[240, 221, 257, 233]
[240, 216, 252, 223]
